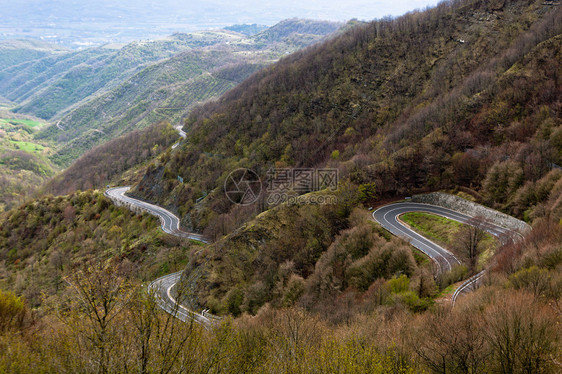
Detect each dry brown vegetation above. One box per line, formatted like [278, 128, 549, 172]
[0, 0, 561, 371]
[132, 0, 561, 238]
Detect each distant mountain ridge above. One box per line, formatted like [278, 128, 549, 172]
[0, 19, 342, 168]
[224, 24, 269, 36]
[0, 36, 202, 119]
[0, 39, 68, 71]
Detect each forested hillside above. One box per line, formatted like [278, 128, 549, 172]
[0, 1, 560, 372]
[0, 190, 199, 307]
[133, 0, 561, 229]
[43, 122, 179, 196]
[127, 0, 562, 327]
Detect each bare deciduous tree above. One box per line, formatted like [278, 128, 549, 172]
[485, 292, 559, 373]
[410, 305, 490, 374]
[63, 262, 135, 374]
[455, 217, 488, 273]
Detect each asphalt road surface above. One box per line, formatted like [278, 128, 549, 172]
[105, 187, 207, 242]
[372, 202, 516, 274]
[172, 125, 186, 149]
[148, 272, 212, 325]
[105, 186, 213, 325]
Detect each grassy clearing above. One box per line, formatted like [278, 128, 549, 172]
[0, 117, 55, 212]
[436, 283, 456, 298]
[10, 140, 45, 153]
[400, 211, 497, 263]
[0, 118, 44, 128]
[411, 248, 431, 266]
[401, 212, 461, 246]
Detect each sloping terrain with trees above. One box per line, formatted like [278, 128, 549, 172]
[0, 0, 560, 372]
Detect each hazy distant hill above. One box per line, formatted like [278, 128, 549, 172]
[0, 36, 205, 119]
[0, 39, 68, 71]
[1, 0, 421, 48]
[253, 18, 344, 43]
[30, 20, 341, 166]
[224, 24, 269, 36]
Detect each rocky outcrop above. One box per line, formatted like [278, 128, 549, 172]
[412, 192, 531, 234]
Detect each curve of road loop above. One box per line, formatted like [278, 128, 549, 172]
[372, 202, 523, 305]
[105, 187, 218, 326]
[106, 186, 524, 324]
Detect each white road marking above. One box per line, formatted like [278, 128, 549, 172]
[373, 202, 525, 304]
[105, 187, 214, 325]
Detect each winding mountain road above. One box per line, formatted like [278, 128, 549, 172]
[104, 187, 212, 324]
[372, 202, 521, 303]
[107, 184, 524, 316]
[105, 187, 206, 242]
[148, 272, 213, 325]
[172, 125, 187, 149]
[372, 202, 515, 273]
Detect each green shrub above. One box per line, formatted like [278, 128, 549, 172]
[0, 289, 26, 333]
[388, 275, 410, 294]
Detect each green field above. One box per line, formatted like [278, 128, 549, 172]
[400, 211, 497, 264]
[401, 212, 462, 244]
[9, 140, 46, 153]
[0, 118, 45, 128]
[0, 116, 52, 156]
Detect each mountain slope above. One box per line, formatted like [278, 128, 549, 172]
[1, 36, 206, 119]
[35, 20, 342, 166]
[131, 0, 561, 230]
[38, 50, 253, 166]
[0, 39, 68, 71]
[42, 122, 178, 196]
[123, 0, 562, 320]
[0, 190, 197, 307]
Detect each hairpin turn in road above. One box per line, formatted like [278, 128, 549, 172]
[105, 186, 215, 325]
[372, 202, 522, 303]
